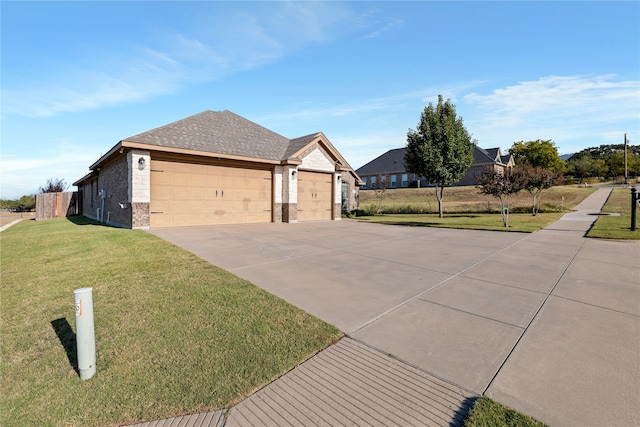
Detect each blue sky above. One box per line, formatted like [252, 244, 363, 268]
[2, 1, 639, 199]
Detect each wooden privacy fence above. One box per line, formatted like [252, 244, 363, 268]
[36, 192, 78, 220]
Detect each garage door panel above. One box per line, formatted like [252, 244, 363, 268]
[152, 186, 172, 200]
[187, 186, 202, 199]
[219, 174, 233, 187]
[151, 200, 171, 213]
[202, 187, 217, 200]
[188, 174, 204, 186]
[187, 200, 204, 212]
[172, 188, 189, 200]
[151, 171, 173, 186]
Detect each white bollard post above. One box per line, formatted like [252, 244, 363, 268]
[74, 287, 96, 380]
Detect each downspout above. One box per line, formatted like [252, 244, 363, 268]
[100, 189, 106, 223]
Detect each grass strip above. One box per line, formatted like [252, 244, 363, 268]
[356, 212, 564, 233]
[587, 188, 640, 240]
[0, 217, 341, 427]
[463, 396, 546, 427]
[358, 185, 596, 215]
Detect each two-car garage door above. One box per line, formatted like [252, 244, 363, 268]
[150, 160, 272, 227]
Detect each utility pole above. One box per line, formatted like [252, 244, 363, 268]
[624, 133, 628, 185]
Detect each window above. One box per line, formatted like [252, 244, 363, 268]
[390, 175, 397, 188]
[341, 181, 349, 211]
[401, 174, 408, 187]
[370, 176, 377, 188]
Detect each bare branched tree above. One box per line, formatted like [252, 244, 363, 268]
[476, 167, 525, 227]
[39, 178, 69, 194]
[373, 174, 391, 215]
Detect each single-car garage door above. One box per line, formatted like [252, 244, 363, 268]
[297, 171, 332, 221]
[150, 160, 272, 227]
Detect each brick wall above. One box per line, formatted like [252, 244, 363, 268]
[78, 178, 98, 221]
[341, 172, 360, 212]
[94, 155, 131, 228]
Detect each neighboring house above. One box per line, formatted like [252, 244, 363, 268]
[356, 146, 514, 189]
[73, 110, 363, 229]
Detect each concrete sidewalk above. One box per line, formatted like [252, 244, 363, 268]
[139, 187, 639, 427]
[126, 338, 475, 427]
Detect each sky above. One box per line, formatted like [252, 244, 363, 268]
[1, 1, 639, 199]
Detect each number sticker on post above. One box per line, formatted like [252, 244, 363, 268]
[75, 299, 82, 317]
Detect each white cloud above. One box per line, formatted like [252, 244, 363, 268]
[1, 145, 98, 199]
[462, 75, 640, 153]
[2, 52, 184, 118]
[2, 2, 357, 119]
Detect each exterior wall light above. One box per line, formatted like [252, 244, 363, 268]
[291, 170, 297, 179]
[138, 157, 146, 170]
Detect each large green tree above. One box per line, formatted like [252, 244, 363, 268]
[0, 195, 36, 211]
[509, 139, 565, 172]
[567, 144, 640, 179]
[566, 156, 606, 182]
[405, 95, 475, 218]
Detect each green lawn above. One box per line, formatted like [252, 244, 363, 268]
[464, 397, 546, 427]
[357, 212, 564, 233]
[358, 185, 596, 215]
[355, 185, 598, 232]
[587, 187, 640, 240]
[0, 217, 341, 427]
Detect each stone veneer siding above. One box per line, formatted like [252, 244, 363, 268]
[334, 203, 342, 219]
[273, 203, 283, 222]
[282, 203, 297, 222]
[131, 202, 150, 228]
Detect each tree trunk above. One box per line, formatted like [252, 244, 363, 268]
[532, 191, 541, 216]
[499, 196, 509, 227]
[436, 185, 444, 218]
[502, 209, 509, 227]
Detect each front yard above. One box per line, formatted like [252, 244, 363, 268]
[0, 217, 341, 427]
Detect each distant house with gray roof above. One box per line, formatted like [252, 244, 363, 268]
[74, 110, 363, 229]
[356, 146, 514, 189]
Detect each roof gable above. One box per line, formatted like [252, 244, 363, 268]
[474, 146, 500, 164]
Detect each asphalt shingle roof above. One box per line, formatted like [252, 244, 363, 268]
[474, 147, 500, 164]
[124, 110, 292, 161]
[356, 148, 408, 175]
[284, 133, 321, 159]
[357, 146, 509, 176]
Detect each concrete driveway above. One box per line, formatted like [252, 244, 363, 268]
[149, 202, 639, 426]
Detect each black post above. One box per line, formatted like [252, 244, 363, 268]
[632, 188, 637, 231]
